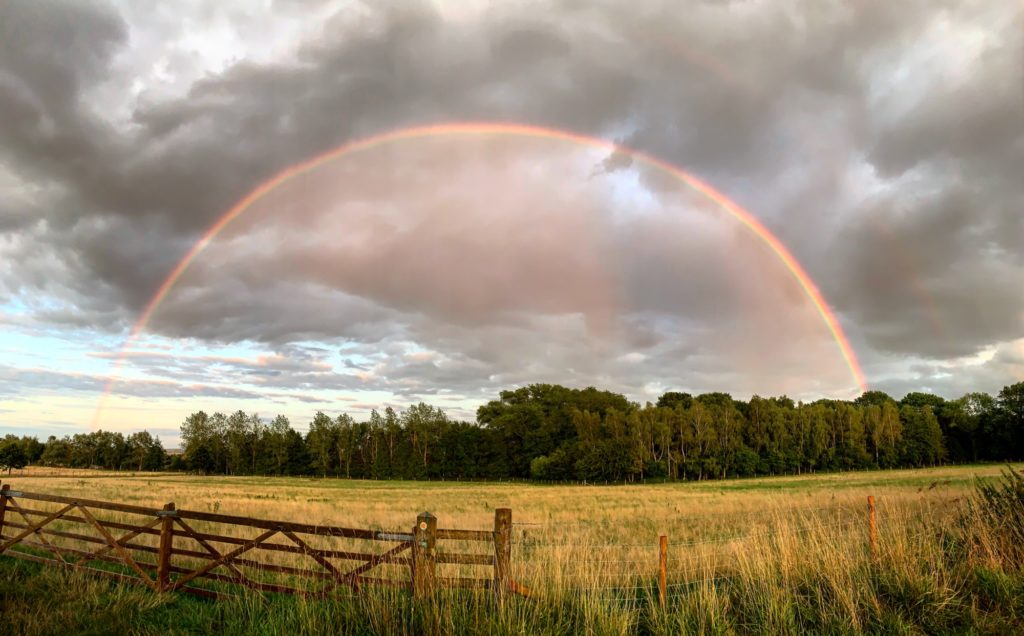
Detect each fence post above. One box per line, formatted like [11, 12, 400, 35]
[157, 502, 175, 592]
[0, 484, 9, 542]
[867, 495, 878, 561]
[658, 534, 668, 609]
[413, 511, 437, 597]
[493, 508, 512, 596]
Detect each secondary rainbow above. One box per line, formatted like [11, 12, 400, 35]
[93, 122, 867, 427]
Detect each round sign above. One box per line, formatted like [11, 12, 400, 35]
[419, 521, 427, 530]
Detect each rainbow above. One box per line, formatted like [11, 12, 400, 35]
[93, 122, 867, 427]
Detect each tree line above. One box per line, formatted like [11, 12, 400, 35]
[0, 430, 165, 473]
[3, 382, 1022, 481]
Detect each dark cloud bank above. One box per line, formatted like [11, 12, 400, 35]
[0, 0, 1021, 405]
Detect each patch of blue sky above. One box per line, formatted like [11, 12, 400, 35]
[0, 297, 30, 314]
[0, 329, 115, 376]
[600, 166, 664, 225]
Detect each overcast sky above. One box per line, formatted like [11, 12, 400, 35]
[1, 0, 1021, 445]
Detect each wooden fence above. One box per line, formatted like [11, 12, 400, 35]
[0, 484, 522, 600]
[1, 484, 883, 605]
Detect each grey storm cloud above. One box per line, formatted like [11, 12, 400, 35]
[0, 0, 1021, 403]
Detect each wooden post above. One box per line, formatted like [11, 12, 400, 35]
[658, 534, 668, 609]
[0, 484, 9, 542]
[867, 495, 878, 561]
[493, 508, 512, 596]
[157, 502, 175, 592]
[413, 511, 437, 597]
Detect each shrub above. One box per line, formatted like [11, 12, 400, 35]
[972, 467, 1024, 562]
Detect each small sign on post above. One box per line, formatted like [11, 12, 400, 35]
[412, 511, 437, 597]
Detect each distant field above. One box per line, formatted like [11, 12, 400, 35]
[3, 464, 1018, 588]
[3, 464, 1018, 558]
[4, 463, 1017, 529]
[3, 464, 1023, 635]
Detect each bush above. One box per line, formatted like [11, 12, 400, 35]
[529, 455, 551, 480]
[972, 466, 1024, 561]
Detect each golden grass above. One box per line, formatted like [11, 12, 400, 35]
[3, 464, 1023, 634]
[2, 464, 1016, 595]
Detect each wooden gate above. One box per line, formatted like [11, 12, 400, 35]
[0, 484, 516, 599]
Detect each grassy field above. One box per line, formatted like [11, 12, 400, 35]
[2, 464, 1023, 635]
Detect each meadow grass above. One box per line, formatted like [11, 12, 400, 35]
[2, 464, 1023, 634]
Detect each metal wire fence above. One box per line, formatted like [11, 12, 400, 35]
[503, 498, 952, 602]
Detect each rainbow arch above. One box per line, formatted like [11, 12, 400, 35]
[93, 122, 867, 427]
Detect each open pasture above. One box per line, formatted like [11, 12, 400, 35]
[2, 464, 1023, 635]
[1, 465, 1014, 592]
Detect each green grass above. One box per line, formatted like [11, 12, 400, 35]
[170, 462, 1024, 494]
[679, 463, 1024, 492]
[4, 549, 1024, 635]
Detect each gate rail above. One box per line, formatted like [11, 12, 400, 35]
[0, 484, 522, 599]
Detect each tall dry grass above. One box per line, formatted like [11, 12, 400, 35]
[2, 464, 1023, 634]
